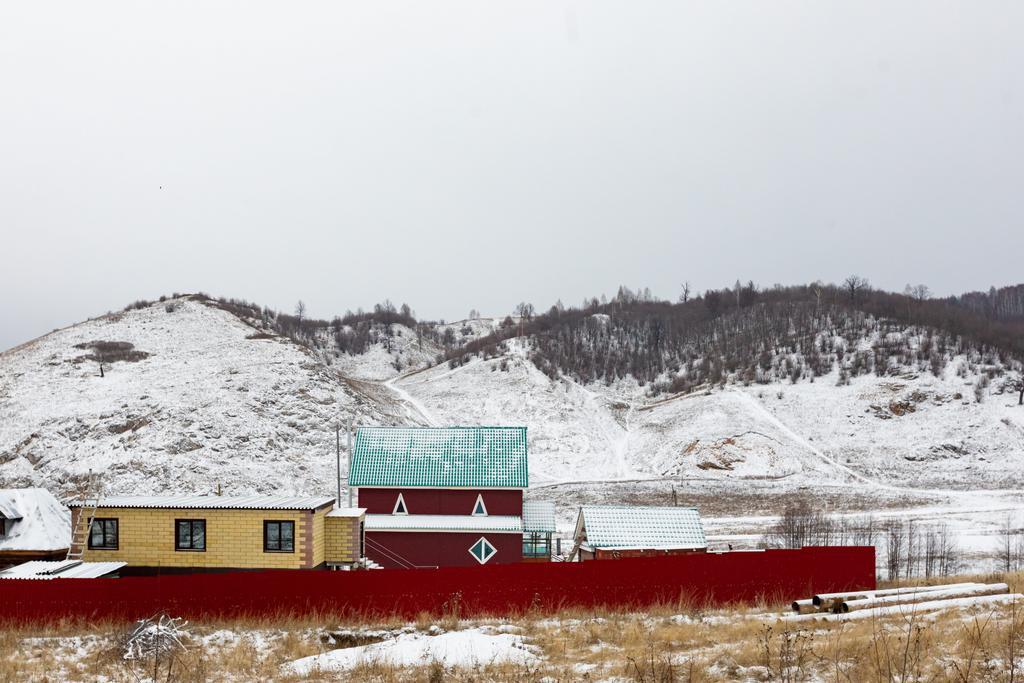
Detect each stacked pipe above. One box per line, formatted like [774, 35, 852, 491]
[783, 582, 1022, 622]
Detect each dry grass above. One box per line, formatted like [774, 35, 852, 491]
[6, 574, 1024, 681]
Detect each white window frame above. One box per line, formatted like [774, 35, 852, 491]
[468, 536, 497, 564]
[392, 492, 409, 515]
[471, 493, 488, 517]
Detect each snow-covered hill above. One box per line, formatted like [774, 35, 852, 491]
[2, 295, 1023, 506]
[392, 342, 1024, 490]
[0, 297, 415, 496]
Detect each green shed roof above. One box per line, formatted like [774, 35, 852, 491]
[348, 426, 528, 489]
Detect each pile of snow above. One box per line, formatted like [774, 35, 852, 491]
[0, 488, 69, 551]
[284, 628, 538, 675]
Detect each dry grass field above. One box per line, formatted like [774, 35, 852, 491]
[5, 571, 1024, 681]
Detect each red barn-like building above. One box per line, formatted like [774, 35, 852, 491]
[349, 426, 535, 568]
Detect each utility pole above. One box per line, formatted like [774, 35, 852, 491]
[335, 425, 342, 509]
[347, 418, 354, 506]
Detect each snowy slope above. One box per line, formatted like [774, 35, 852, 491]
[2, 295, 1023, 505]
[0, 297, 422, 497]
[394, 353, 1024, 489]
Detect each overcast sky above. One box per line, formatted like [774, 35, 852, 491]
[2, 2, 1022, 351]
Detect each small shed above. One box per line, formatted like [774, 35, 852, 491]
[0, 489, 71, 569]
[571, 506, 707, 561]
[522, 500, 556, 562]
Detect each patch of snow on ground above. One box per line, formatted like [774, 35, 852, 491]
[284, 628, 538, 675]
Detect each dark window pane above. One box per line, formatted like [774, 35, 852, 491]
[89, 519, 117, 549]
[281, 522, 293, 551]
[192, 522, 205, 550]
[266, 523, 279, 549]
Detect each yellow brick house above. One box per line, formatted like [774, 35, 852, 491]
[68, 496, 366, 573]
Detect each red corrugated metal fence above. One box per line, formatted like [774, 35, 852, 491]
[0, 547, 873, 623]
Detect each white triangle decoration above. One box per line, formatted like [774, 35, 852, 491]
[393, 492, 408, 515]
[472, 493, 488, 516]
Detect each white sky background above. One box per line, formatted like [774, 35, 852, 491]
[1, 2, 1022, 351]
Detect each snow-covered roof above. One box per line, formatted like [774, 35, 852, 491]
[0, 489, 70, 552]
[575, 506, 706, 550]
[349, 426, 528, 489]
[522, 500, 556, 533]
[326, 507, 367, 518]
[364, 513, 523, 533]
[0, 498, 21, 520]
[70, 495, 335, 511]
[0, 560, 125, 580]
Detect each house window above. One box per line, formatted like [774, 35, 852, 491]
[522, 532, 551, 559]
[175, 519, 206, 551]
[471, 494, 487, 516]
[392, 493, 408, 515]
[88, 518, 119, 550]
[264, 520, 295, 552]
[469, 536, 497, 564]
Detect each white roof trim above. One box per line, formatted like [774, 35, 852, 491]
[364, 514, 522, 533]
[326, 507, 366, 518]
[71, 496, 335, 511]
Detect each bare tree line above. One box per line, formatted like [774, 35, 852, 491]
[763, 501, 960, 580]
[124, 280, 1024, 395]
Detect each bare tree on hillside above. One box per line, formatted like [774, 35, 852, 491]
[844, 275, 870, 304]
[679, 281, 691, 303]
[904, 284, 932, 303]
[514, 302, 535, 321]
[295, 300, 306, 322]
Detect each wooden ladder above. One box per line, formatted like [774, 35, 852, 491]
[67, 471, 100, 561]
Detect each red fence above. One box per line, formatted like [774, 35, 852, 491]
[0, 547, 874, 624]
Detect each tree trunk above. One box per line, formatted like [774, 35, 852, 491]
[1019, 385, 1022, 405]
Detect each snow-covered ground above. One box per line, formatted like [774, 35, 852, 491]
[285, 626, 538, 675]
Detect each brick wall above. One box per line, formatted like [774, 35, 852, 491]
[78, 506, 332, 570]
[324, 515, 362, 564]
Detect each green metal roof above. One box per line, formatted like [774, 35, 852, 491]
[348, 426, 529, 489]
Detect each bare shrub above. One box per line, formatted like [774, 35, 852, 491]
[73, 340, 150, 364]
[762, 500, 840, 549]
[759, 624, 813, 683]
[119, 613, 189, 682]
[625, 642, 677, 682]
